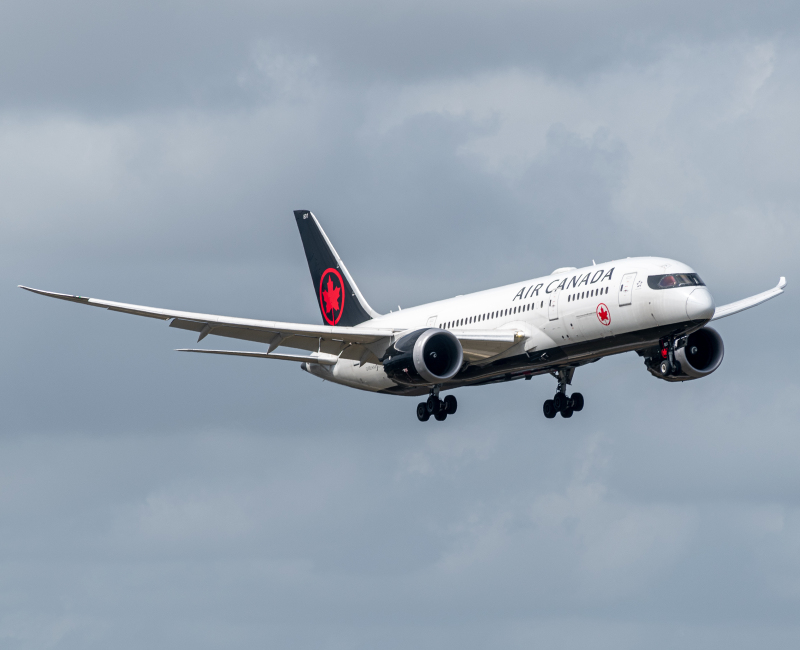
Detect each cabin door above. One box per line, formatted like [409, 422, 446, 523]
[618, 273, 637, 306]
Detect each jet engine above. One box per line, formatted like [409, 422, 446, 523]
[644, 326, 724, 382]
[382, 328, 464, 386]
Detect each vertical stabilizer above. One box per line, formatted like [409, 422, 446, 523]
[293, 210, 380, 327]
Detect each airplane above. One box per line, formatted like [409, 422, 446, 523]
[20, 210, 787, 422]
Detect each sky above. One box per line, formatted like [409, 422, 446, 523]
[1, 1, 799, 648]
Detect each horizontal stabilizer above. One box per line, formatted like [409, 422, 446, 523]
[176, 349, 339, 365]
[711, 277, 787, 321]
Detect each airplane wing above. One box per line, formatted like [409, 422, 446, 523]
[711, 277, 787, 321]
[18, 286, 396, 363]
[19, 286, 529, 366]
[451, 329, 521, 362]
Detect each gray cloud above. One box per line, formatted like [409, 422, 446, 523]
[2, 0, 800, 113]
[2, 1, 800, 648]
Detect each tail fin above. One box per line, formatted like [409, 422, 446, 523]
[294, 210, 380, 327]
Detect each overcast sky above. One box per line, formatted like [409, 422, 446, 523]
[2, 1, 799, 648]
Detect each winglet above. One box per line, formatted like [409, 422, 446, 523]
[18, 285, 92, 305]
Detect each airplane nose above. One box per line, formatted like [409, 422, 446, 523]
[686, 288, 715, 322]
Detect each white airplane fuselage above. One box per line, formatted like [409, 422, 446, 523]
[304, 256, 715, 395]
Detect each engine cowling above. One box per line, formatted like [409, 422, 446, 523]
[645, 326, 724, 382]
[382, 328, 464, 386]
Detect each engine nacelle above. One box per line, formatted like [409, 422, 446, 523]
[645, 326, 725, 382]
[382, 328, 464, 386]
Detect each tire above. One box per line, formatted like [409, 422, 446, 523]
[434, 410, 448, 421]
[426, 395, 440, 414]
[416, 403, 430, 421]
[660, 360, 671, 376]
[571, 392, 584, 412]
[561, 408, 574, 418]
[543, 400, 557, 419]
[443, 395, 458, 415]
[553, 392, 567, 412]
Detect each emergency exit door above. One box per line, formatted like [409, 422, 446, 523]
[618, 272, 637, 306]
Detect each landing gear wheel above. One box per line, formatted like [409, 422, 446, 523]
[434, 410, 448, 421]
[561, 408, 574, 418]
[660, 359, 671, 376]
[416, 403, 430, 422]
[553, 392, 568, 412]
[426, 395, 440, 414]
[571, 393, 584, 412]
[443, 395, 458, 415]
[543, 400, 557, 419]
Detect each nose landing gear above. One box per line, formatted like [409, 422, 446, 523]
[656, 337, 684, 377]
[416, 386, 457, 422]
[543, 368, 584, 419]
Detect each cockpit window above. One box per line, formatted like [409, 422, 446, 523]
[647, 273, 705, 290]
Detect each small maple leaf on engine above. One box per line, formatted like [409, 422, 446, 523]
[322, 277, 341, 314]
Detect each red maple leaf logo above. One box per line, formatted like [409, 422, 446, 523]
[322, 277, 340, 315]
[597, 304, 610, 326]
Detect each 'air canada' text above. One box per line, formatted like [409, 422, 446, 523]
[512, 267, 615, 301]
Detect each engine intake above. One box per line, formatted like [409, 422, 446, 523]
[645, 326, 724, 382]
[382, 328, 464, 386]
[675, 327, 724, 378]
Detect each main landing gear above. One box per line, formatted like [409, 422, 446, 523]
[416, 386, 457, 422]
[543, 368, 584, 419]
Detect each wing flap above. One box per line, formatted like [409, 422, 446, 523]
[711, 277, 787, 321]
